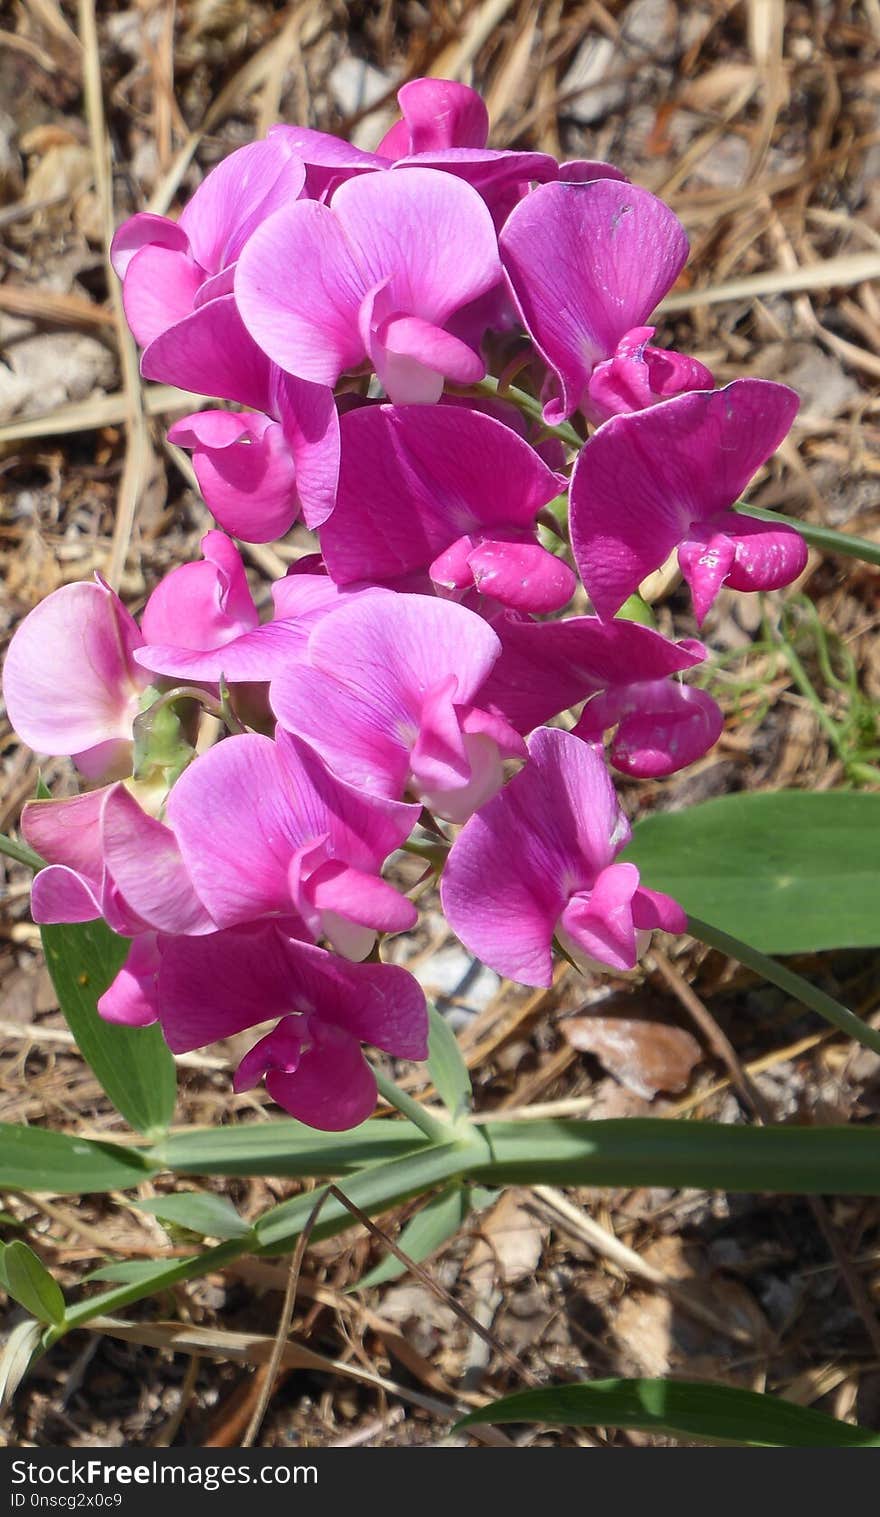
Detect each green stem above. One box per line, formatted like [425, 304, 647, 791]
[471, 376, 585, 450]
[373, 1066, 454, 1145]
[736, 504, 880, 568]
[0, 833, 45, 872]
[687, 914, 880, 1057]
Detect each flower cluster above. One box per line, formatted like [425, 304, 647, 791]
[2, 79, 805, 1130]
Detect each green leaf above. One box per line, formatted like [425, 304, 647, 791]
[41, 919, 177, 1136]
[60, 1242, 243, 1339]
[624, 790, 880, 954]
[0, 1123, 155, 1194]
[426, 1006, 472, 1120]
[154, 1116, 429, 1177]
[84, 1259, 179, 1285]
[354, 1182, 470, 1289]
[134, 1192, 252, 1241]
[2, 1241, 65, 1325]
[456, 1378, 880, 1447]
[474, 1118, 880, 1194]
[255, 1132, 489, 1253]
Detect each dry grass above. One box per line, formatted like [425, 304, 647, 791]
[1, 0, 880, 1448]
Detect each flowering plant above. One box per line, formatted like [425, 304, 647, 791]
[2, 77, 879, 1447]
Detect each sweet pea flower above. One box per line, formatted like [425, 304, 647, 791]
[110, 138, 306, 348]
[272, 77, 556, 217]
[500, 179, 709, 425]
[569, 378, 804, 624]
[235, 167, 502, 404]
[142, 296, 339, 532]
[441, 727, 685, 986]
[271, 592, 525, 822]
[157, 922, 428, 1129]
[319, 403, 574, 613]
[21, 783, 212, 937]
[478, 613, 723, 777]
[166, 729, 419, 960]
[3, 576, 151, 780]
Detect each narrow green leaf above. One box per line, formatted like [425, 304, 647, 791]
[474, 1118, 880, 1194]
[0, 1123, 155, 1194]
[41, 919, 177, 1136]
[2, 1241, 65, 1326]
[457, 1378, 880, 1447]
[134, 1192, 252, 1241]
[354, 1182, 470, 1289]
[624, 790, 880, 954]
[83, 1260, 179, 1285]
[255, 1133, 488, 1253]
[57, 1241, 244, 1339]
[153, 1116, 429, 1177]
[426, 1006, 472, 1120]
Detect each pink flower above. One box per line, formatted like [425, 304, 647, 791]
[441, 726, 685, 986]
[21, 783, 212, 938]
[570, 379, 803, 624]
[271, 591, 525, 822]
[110, 138, 306, 348]
[478, 613, 722, 776]
[2, 576, 151, 779]
[272, 77, 556, 216]
[166, 729, 418, 960]
[500, 179, 704, 425]
[319, 403, 574, 613]
[157, 922, 428, 1129]
[142, 295, 339, 533]
[235, 167, 501, 404]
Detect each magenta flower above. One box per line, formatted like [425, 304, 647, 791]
[319, 404, 574, 613]
[3, 576, 150, 780]
[272, 77, 555, 215]
[441, 727, 685, 987]
[157, 922, 428, 1129]
[271, 591, 525, 822]
[142, 295, 339, 532]
[21, 783, 212, 938]
[478, 613, 722, 777]
[500, 179, 704, 425]
[110, 138, 306, 348]
[570, 379, 804, 624]
[235, 167, 501, 404]
[166, 729, 418, 960]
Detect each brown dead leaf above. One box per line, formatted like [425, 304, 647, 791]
[563, 1013, 702, 1099]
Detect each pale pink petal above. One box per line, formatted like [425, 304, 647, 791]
[3, 579, 147, 762]
[371, 314, 485, 402]
[272, 372, 340, 529]
[99, 785, 213, 935]
[235, 200, 367, 384]
[169, 410, 300, 543]
[29, 865, 104, 925]
[178, 138, 306, 271]
[559, 862, 641, 972]
[122, 244, 204, 347]
[110, 212, 190, 279]
[333, 167, 501, 323]
[305, 861, 417, 934]
[98, 933, 161, 1027]
[141, 294, 274, 410]
[269, 123, 386, 195]
[500, 180, 690, 423]
[379, 79, 489, 155]
[21, 789, 107, 880]
[140, 531, 258, 653]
